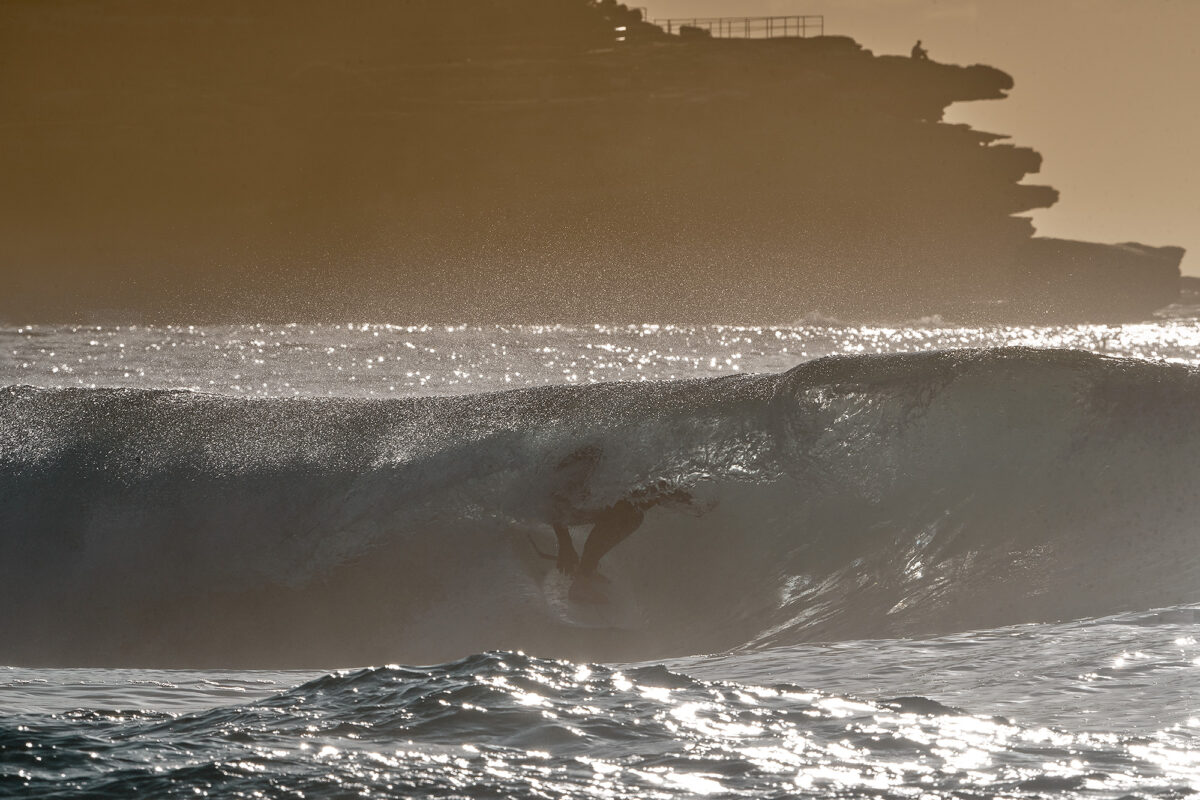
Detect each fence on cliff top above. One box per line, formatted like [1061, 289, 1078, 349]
[652, 15, 824, 39]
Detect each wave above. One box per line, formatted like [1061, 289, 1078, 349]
[13, 650, 1193, 799]
[3, 348, 1200, 667]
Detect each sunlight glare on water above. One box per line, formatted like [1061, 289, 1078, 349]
[3, 319, 1200, 397]
[5, 320, 1200, 798]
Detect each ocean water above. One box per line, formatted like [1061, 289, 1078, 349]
[4, 315, 1200, 798]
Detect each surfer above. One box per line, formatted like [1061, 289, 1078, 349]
[536, 445, 701, 602]
[556, 485, 695, 576]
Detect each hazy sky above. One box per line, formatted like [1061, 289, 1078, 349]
[650, 0, 1199, 275]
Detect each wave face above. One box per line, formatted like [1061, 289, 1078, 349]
[3, 348, 1200, 666]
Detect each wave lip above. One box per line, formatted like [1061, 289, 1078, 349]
[3, 348, 1200, 666]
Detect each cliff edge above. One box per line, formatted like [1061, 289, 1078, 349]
[0, 0, 1182, 322]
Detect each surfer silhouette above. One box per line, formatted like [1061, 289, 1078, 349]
[536, 445, 700, 603]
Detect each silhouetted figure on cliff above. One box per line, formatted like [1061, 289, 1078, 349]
[911, 40, 929, 60]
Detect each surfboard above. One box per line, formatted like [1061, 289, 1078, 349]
[540, 570, 643, 630]
[511, 523, 643, 629]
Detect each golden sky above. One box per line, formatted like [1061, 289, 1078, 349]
[650, 0, 1199, 275]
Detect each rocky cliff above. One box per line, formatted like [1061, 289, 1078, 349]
[0, 0, 1181, 322]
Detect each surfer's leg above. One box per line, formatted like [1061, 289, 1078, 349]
[553, 523, 579, 574]
[577, 501, 644, 577]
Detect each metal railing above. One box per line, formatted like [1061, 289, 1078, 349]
[652, 15, 824, 39]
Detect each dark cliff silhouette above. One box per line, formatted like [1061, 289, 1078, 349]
[0, 0, 1182, 323]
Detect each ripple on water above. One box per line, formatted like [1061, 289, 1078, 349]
[3, 320, 1200, 398]
[4, 652, 1200, 798]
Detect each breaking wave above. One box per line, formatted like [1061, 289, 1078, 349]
[3, 348, 1200, 666]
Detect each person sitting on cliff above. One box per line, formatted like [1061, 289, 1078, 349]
[911, 40, 930, 60]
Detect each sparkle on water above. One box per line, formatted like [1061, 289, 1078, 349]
[4, 319, 1200, 397]
[5, 317, 1200, 797]
[6, 653, 1200, 798]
